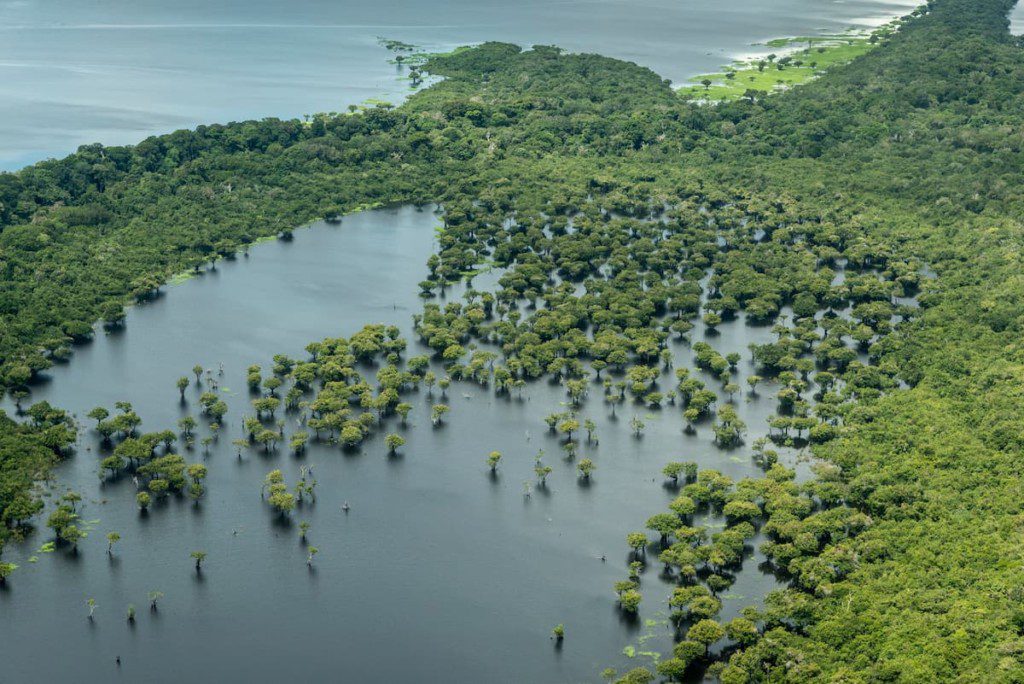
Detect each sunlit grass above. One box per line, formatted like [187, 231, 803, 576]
[682, 23, 899, 101]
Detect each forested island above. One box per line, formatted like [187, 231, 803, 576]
[2, 0, 1024, 680]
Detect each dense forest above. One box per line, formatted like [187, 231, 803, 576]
[3, 0, 1024, 679]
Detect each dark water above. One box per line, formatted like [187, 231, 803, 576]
[0, 0, 920, 170]
[1, 206, 796, 682]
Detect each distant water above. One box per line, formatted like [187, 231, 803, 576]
[1011, 0, 1024, 33]
[0, 0, 919, 171]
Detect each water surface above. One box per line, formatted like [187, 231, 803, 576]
[1, 206, 793, 682]
[0, 0, 920, 169]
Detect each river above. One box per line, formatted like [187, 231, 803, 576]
[0, 0, 920, 170]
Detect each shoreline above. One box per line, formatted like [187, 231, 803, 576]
[679, 12, 914, 101]
[0, 1, 929, 174]
[675, 0, 923, 100]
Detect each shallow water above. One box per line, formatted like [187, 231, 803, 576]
[0, 0, 920, 170]
[2, 205, 795, 682]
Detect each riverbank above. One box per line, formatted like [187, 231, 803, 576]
[0, 0, 928, 172]
[682, 14, 910, 100]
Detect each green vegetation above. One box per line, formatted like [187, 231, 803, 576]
[0, 406, 75, 558]
[190, 550, 206, 572]
[683, 25, 893, 101]
[1, 0, 1024, 679]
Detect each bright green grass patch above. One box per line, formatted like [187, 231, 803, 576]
[682, 22, 899, 101]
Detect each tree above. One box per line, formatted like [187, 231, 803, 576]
[703, 312, 722, 330]
[86, 598, 97, 620]
[673, 640, 704, 667]
[61, 491, 82, 511]
[606, 391, 623, 416]
[192, 364, 204, 382]
[566, 379, 588, 406]
[87, 406, 109, 425]
[706, 574, 732, 595]
[630, 416, 645, 436]
[430, 404, 450, 426]
[137, 492, 151, 510]
[187, 458, 206, 501]
[620, 589, 642, 613]
[341, 425, 363, 447]
[177, 376, 189, 398]
[102, 303, 125, 326]
[265, 470, 295, 516]
[577, 458, 595, 480]
[262, 469, 284, 497]
[558, 416, 580, 441]
[290, 431, 308, 454]
[712, 405, 746, 446]
[614, 668, 654, 684]
[264, 376, 282, 395]
[299, 521, 311, 541]
[683, 408, 699, 433]
[101, 454, 125, 477]
[61, 524, 83, 550]
[148, 478, 169, 498]
[534, 460, 553, 485]
[723, 500, 761, 524]
[669, 495, 696, 517]
[191, 550, 207, 571]
[256, 428, 279, 452]
[687, 619, 725, 653]
[178, 415, 196, 437]
[646, 513, 678, 543]
[252, 397, 280, 419]
[487, 450, 502, 472]
[187, 463, 207, 485]
[627, 531, 648, 555]
[662, 461, 687, 484]
[656, 658, 689, 682]
[725, 617, 759, 646]
[0, 562, 17, 585]
[552, 624, 565, 641]
[385, 433, 405, 455]
[148, 591, 163, 610]
[307, 546, 319, 566]
[106, 532, 121, 554]
[701, 78, 713, 91]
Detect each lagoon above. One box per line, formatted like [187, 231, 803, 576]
[1, 205, 796, 682]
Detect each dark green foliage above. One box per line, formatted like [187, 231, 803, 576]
[0, 407, 74, 551]
[0, 0, 1022, 679]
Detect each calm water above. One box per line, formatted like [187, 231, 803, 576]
[0, 0, 921, 170]
[2, 206, 800, 682]
[1011, 0, 1024, 33]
